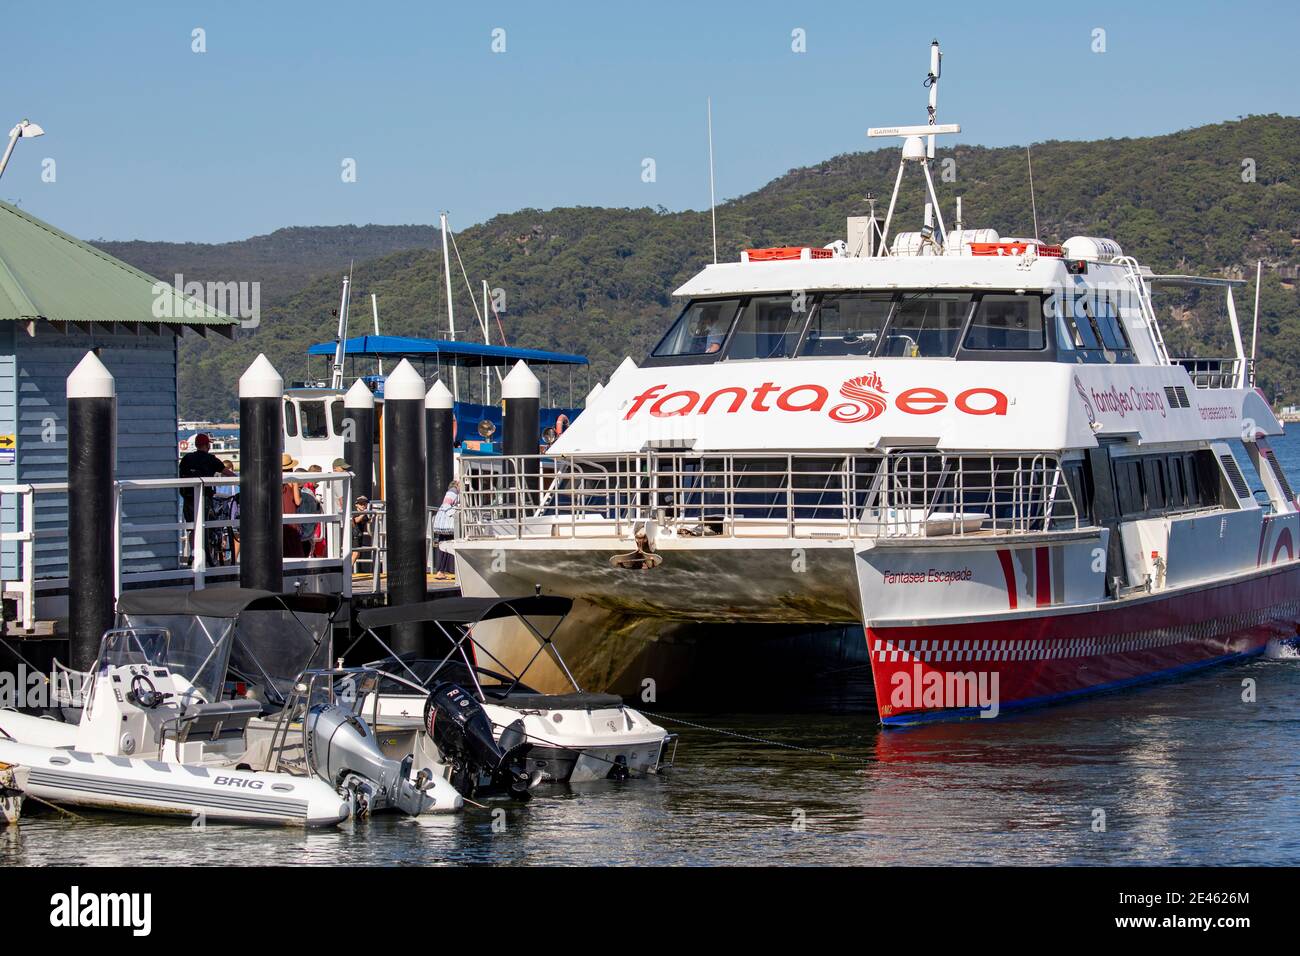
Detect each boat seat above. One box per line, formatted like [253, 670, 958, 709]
[174, 699, 262, 742]
[488, 690, 625, 712]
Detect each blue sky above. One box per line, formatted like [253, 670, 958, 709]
[3, 0, 1296, 243]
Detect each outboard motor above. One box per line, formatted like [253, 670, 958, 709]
[306, 704, 438, 816]
[425, 682, 533, 800]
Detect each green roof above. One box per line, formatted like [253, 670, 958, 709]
[0, 199, 238, 333]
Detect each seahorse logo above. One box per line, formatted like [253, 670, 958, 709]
[830, 372, 888, 423]
[1073, 374, 1096, 425]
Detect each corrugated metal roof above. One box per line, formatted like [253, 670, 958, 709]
[0, 200, 238, 332]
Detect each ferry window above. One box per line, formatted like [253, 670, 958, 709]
[1144, 457, 1167, 511]
[963, 294, 1045, 351]
[726, 295, 810, 361]
[799, 293, 892, 357]
[1086, 297, 1131, 352]
[880, 293, 971, 357]
[1054, 313, 1076, 354]
[330, 399, 345, 436]
[652, 298, 742, 357]
[1192, 450, 1223, 508]
[1114, 458, 1145, 516]
[284, 400, 298, 438]
[1063, 302, 1103, 351]
[1166, 455, 1187, 509]
[1059, 460, 1093, 525]
[1182, 453, 1200, 507]
[300, 400, 329, 440]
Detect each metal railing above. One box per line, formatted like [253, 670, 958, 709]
[1115, 255, 1172, 366]
[458, 451, 1079, 543]
[352, 501, 385, 594]
[1, 471, 354, 632]
[1173, 357, 1252, 390]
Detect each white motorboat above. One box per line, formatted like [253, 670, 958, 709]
[347, 595, 676, 787]
[0, 589, 462, 825]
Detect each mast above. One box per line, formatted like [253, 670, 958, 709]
[330, 271, 351, 390]
[707, 97, 718, 265]
[371, 293, 384, 377]
[439, 211, 459, 402]
[1250, 259, 1262, 387]
[482, 279, 492, 405]
[868, 39, 959, 256]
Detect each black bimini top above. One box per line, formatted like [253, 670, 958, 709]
[116, 587, 345, 619]
[356, 595, 573, 629]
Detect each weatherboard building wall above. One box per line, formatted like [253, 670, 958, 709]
[0, 199, 239, 588]
[0, 326, 180, 580]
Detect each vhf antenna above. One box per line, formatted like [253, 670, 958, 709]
[868, 39, 959, 256]
[707, 97, 718, 265]
[925, 39, 941, 159]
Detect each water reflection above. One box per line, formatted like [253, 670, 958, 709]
[3, 659, 1297, 866]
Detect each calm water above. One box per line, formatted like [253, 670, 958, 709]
[5, 436, 1300, 867]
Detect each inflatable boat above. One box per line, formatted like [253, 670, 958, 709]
[0, 589, 462, 825]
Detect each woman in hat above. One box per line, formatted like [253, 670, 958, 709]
[281, 453, 302, 558]
[431, 479, 459, 581]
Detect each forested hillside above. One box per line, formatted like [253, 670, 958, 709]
[95, 224, 437, 308]
[94, 115, 1300, 421]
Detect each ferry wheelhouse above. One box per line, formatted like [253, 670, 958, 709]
[451, 43, 1298, 724]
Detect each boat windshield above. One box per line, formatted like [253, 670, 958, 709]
[299, 399, 330, 439]
[800, 293, 893, 356]
[963, 294, 1046, 351]
[725, 295, 809, 360]
[650, 290, 1051, 363]
[652, 298, 742, 357]
[98, 621, 233, 705]
[879, 292, 971, 357]
[97, 628, 171, 670]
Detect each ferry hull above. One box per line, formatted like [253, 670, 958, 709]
[454, 538, 863, 695]
[868, 564, 1300, 726]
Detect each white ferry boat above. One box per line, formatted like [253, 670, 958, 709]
[450, 42, 1298, 725]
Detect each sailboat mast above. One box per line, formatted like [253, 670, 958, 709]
[482, 280, 492, 405]
[330, 272, 351, 390]
[440, 211, 459, 401]
[371, 293, 384, 377]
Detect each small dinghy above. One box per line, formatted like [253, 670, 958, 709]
[0, 588, 462, 825]
[347, 595, 676, 787]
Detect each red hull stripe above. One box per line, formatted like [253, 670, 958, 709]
[867, 564, 1300, 724]
[1273, 528, 1294, 563]
[996, 548, 1017, 609]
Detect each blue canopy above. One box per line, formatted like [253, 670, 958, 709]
[307, 335, 587, 368]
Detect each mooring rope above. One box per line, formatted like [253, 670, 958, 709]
[635, 710, 873, 765]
